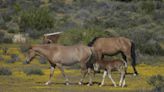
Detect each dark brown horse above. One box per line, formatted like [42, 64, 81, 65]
[25, 44, 93, 85]
[88, 37, 138, 76]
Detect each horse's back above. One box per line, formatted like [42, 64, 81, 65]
[93, 37, 132, 52]
[56, 44, 92, 62]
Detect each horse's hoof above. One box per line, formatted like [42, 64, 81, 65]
[87, 83, 91, 86]
[45, 82, 50, 85]
[99, 83, 104, 87]
[66, 82, 69, 86]
[121, 84, 125, 88]
[78, 82, 82, 85]
[133, 73, 137, 76]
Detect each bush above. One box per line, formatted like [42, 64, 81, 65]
[19, 7, 54, 38]
[3, 35, 13, 43]
[0, 67, 12, 75]
[6, 54, 19, 63]
[58, 28, 108, 45]
[0, 31, 12, 43]
[147, 75, 164, 92]
[0, 56, 4, 61]
[6, 22, 20, 33]
[23, 67, 44, 75]
[20, 7, 54, 30]
[39, 56, 47, 64]
[138, 1, 155, 14]
[19, 44, 30, 53]
[115, 27, 164, 55]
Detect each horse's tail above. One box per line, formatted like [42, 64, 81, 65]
[131, 41, 136, 66]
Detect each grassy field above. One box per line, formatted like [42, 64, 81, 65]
[0, 48, 164, 92]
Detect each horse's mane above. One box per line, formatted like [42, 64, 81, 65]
[88, 36, 101, 47]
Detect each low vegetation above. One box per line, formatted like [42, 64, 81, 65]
[23, 67, 44, 75]
[0, 67, 12, 75]
[147, 75, 164, 92]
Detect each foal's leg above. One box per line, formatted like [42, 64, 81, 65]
[56, 63, 69, 85]
[122, 78, 126, 87]
[45, 66, 55, 85]
[99, 70, 107, 87]
[107, 70, 117, 87]
[119, 72, 126, 87]
[118, 66, 126, 87]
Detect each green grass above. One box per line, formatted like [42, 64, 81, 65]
[0, 62, 164, 92]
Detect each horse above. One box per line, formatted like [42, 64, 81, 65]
[24, 44, 94, 86]
[88, 37, 138, 76]
[93, 59, 127, 87]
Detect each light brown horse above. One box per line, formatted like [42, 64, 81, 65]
[93, 59, 126, 87]
[25, 44, 93, 85]
[88, 37, 138, 76]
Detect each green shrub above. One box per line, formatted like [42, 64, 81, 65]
[39, 56, 47, 64]
[115, 26, 164, 55]
[147, 75, 164, 92]
[58, 28, 108, 45]
[23, 67, 44, 75]
[20, 7, 54, 30]
[19, 7, 54, 38]
[0, 31, 12, 43]
[138, 1, 155, 14]
[0, 67, 12, 75]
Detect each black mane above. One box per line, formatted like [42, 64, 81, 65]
[87, 36, 101, 47]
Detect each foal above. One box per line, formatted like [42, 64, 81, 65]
[93, 59, 127, 87]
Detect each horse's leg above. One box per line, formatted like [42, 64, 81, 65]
[78, 64, 88, 85]
[107, 70, 117, 87]
[99, 70, 107, 87]
[101, 54, 105, 60]
[126, 54, 138, 76]
[45, 65, 56, 85]
[87, 68, 93, 86]
[56, 63, 69, 85]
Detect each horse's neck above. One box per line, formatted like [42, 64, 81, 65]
[33, 46, 50, 57]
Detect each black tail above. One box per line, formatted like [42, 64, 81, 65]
[131, 42, 136, 66]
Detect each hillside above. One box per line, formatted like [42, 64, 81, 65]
[0, 0, 164, 55]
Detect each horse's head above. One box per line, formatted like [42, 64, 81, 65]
[24, 47, 36, 64]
